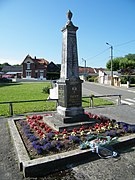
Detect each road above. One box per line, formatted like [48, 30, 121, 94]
[82, 82, 135, 107]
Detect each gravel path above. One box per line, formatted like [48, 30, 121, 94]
[0, 105, 135, 180]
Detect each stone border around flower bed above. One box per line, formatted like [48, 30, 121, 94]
[8, 118, 135, 178]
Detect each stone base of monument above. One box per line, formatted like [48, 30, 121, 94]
[57, 106, 85, 120]
[43, 111, 99, 132]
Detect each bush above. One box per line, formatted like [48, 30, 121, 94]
[0, 78, 12, 83]
[42, 86, 50, 94]
[87, 76, 98, 82]
[129, 77, 135, 84]
[120, 76, 135, 84]
[120, 77, 128, 84]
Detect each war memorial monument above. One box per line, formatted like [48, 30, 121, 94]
[46, 10, 95, 131]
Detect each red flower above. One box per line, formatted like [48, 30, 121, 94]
[44, 125, 49, 131]
[72, 128, 77, 133]
[46, 128, 52, 133]
[36, 129, 42, 134]
[94, 123, 99, 129]
[54, 131, 59, 135]
[34, 126, 38, 130]
[32, 115, 37, 119]
[99, 123, 103, 127]
[37, 115, 43, 120]
[62, 129, 67, 134]
[105, 122, 109, 127]
[79, 126, 85, 131]
[40, 123, 45, 128]
[89, 126, 92, 130]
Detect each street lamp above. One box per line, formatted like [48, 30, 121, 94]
[106, 42, 113, 85]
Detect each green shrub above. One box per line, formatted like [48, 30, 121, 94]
[129, 77, 135, 84]
[42, 86, 50, 94]
[120, 76, 135, 84]
[87, 76, 95, 82]
[120, 77, 128, 84]
[0, 78, 12, 83]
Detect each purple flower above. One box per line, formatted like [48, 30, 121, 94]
[123, 125, 128, 133]
[32, 143, 43, 154]
[118, 122, 128, 128]
[32, 141, 39, 147]
[42, 142, 52, 151]
[108, 130, 117, 137]
[33, 144, 41, 150]
[26, 133, 33, 138]
[40, 138, 48, 145]
[104, 131, 110, 136]
[19, 121, 27, 126]
[37, 148, 42, 155]
[46, 132, 54, 140]
[56, 141, 64, 150]
[69, 136, 80, 143]
[127, 125, 135, 133]
[23, 126, 31, 135]
[29, 135, 38, 142]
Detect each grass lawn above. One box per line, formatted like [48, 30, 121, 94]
[0, 82, 113, 116]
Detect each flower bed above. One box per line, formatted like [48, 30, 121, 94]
[15, 113, 135, 159]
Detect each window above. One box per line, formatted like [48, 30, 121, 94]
[26, 71, 31, 77]
[27, 62, 30, 69]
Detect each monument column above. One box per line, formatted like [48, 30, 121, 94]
[57, 10, 84, 122]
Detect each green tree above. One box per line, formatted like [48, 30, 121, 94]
[106, 53, 135, 74]
[106, 57, 121, 71]
[125, 53, 135, 61]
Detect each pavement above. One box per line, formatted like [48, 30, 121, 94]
[0, 104, 135, 180]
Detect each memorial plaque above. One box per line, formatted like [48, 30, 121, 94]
[67, 83, 81, 108]
[58, 84, 65, 107]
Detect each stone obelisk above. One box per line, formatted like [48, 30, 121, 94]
[57, 10, 84, 123]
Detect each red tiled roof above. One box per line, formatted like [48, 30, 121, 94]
[23, 55, 49, 65]
[79, 67, 96, 74]
[33, 58, 49, 65]
[95, 68, 107, 72]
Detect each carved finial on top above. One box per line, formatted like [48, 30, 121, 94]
[67, 10, 73, 21]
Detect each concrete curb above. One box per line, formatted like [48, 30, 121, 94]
[8, 118, 29, 170]
[8, 118, 135, 178]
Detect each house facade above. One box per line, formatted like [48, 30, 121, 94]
[98, 70, 121, 86]
[79, 67, 101, 81]
[22, 55, 49, 80]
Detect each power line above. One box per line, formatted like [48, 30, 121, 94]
[115, 39, 135, 47]
[82, 39, 135, 63]
[86, 48, 109, 60]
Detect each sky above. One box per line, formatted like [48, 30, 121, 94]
[0, 0, 135, 68]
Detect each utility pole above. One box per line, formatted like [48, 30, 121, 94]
[106, 42, 113, 85]
[82, 58, 86, 77]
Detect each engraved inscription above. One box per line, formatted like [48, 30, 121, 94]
[67, 84, 81, 108]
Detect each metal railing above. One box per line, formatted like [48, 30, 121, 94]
[0, 99, 48, 116]
[82, 94, 122, 108]
[0, 94, 121, 116]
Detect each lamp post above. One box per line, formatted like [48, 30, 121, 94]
[106, 42, 113, 85]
